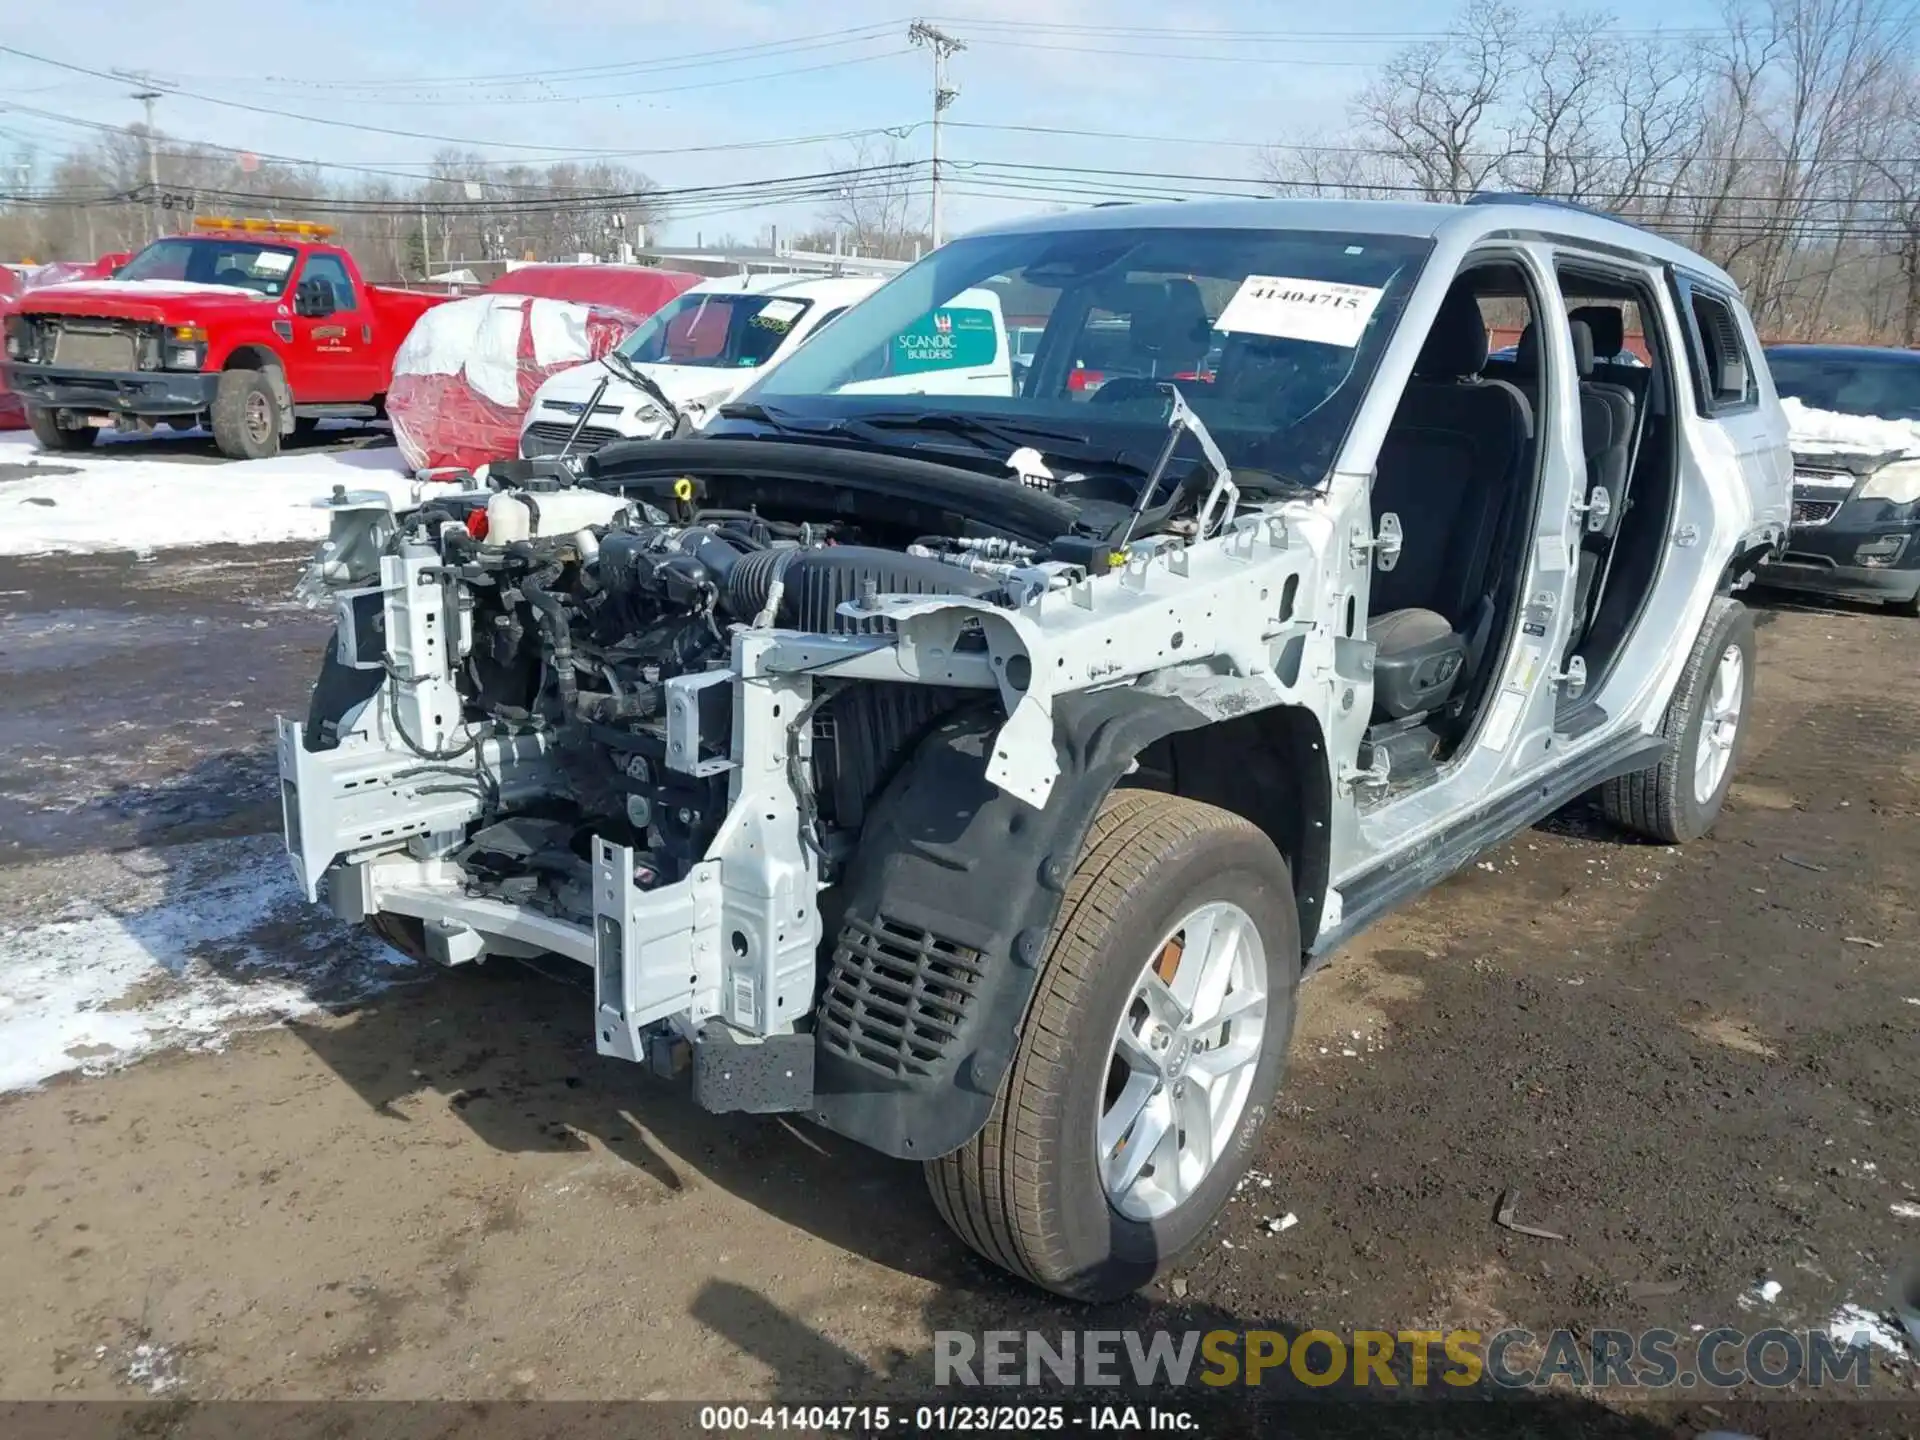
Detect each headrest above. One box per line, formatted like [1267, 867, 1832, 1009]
[1414, 286, 1489, 378]
[1130, 278, 1212, 358]
[1568, 319, 1595, 378]
[1568, 305, 1625, 360]
[1515, 322, 1540, 376]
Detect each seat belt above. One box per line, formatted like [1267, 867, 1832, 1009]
[1578, 370, 1656, 648]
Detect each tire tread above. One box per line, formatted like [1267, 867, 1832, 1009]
[926, 790, 1267, 1296]
[1598, 595, 1747, 843]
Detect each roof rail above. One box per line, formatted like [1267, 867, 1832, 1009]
[1465, 192, 1651, 234]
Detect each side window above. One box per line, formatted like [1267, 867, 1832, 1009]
[1680, 283, 1757, 414]
[1476, 295, 1528, 361]
[302, 253, 356, 310]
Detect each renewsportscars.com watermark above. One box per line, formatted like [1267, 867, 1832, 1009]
[935, 1326, 1894, 1391]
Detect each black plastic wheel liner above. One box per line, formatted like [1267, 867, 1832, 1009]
[581, 437, 1083, 544]
[304, 635, 384, 752]
[807, 687, 1231, 1161]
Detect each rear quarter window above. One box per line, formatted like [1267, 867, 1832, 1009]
[1678, 281, 1758, 415]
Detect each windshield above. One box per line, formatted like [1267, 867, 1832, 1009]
[1767, 349, 1920, 422]
[745, 224, 1431, 484]
[115, 238, 298, 296]
[617, 290, 815, 369]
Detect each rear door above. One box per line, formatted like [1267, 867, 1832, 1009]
[1670, 272, 1791, 551]
[290, 251, 373, 402]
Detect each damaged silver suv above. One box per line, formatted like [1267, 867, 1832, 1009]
[280, 198, 1791, 1300]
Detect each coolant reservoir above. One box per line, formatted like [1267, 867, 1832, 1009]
[483, 489, 630, 544]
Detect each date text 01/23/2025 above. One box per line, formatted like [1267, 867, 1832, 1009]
[696, 1404, 1199, 1432]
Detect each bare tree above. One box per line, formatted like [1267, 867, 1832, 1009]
[0, 126, 662, 282]
[1353, 0, 1525, 201]
[816, 135, 928, 260]
[1504, 11, 1614, 200]
[1867, 67, 1920, 345]
[1259, 135, 1406, 199]
[1255, 0, 1920, 343]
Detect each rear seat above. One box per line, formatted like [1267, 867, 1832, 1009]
[1496, 313, 1644, 644]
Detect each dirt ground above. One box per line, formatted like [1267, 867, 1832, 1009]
[0, 546, 1915, 1433]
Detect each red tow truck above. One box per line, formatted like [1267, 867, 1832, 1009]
[2, 217, 447, 459]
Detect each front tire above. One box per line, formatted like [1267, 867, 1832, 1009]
[926, 791, 1299, 1301]
[1599, 595, 1755, 842]
[27, 407, 97, 451]
[210, 367, 283, 459]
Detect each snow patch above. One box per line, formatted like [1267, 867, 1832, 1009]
[31, 278, 268, 301]
[1781, 396, 1920, 458]
[122, 1342, 186, 1395]
[0, 839, 409, 1092]
[1827, 1305, 1907, 1357]
[0, 431, 464, 556]
[1739, 1278, 1783, 1308]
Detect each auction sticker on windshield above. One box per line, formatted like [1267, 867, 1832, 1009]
[1216, 275, 1384, 348]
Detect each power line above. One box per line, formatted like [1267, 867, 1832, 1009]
[928, 13, 1916, 41]
[962, 158, 1920, 210]
[161, 22, 905, 90]
[0, 98, 923, 179]
[214, 22, 902, 91]
[945, 120, 1920, 171]
[3, 161, 931, 216]
[959, 37, 1378, 67]
[187, 47, 917, 109]
[0, 42, 912, 154]
[939, 179, 1920, 240]
[17, 150, 1914, 240]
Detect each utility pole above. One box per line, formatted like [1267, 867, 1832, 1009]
[131, 87, 162, 243]
[908, 21, 963, 249]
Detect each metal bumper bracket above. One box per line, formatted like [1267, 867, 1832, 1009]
[592, 838, 723, 1063]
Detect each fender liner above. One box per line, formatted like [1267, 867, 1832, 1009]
[808, 685, 1315, 1160]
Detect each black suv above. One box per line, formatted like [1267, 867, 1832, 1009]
[1760, 344, 1920, 615]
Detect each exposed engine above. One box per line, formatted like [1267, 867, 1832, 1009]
[298, 399, 1249, 956]
[358, 487, 1026, 924]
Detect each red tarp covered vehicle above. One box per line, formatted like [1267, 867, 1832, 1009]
[0, 256, 128, 430]
[385, 264, 700, 473]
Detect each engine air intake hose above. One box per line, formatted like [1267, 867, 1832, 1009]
[721, 547, 1000, 631]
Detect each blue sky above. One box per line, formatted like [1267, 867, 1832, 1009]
[1, 0, 1738, 248]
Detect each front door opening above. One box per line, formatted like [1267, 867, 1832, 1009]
[1360, 260, 1548, 796]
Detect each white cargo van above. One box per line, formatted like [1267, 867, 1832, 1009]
[520, 275, 1011, 457]
[519, 274, 882, 458]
